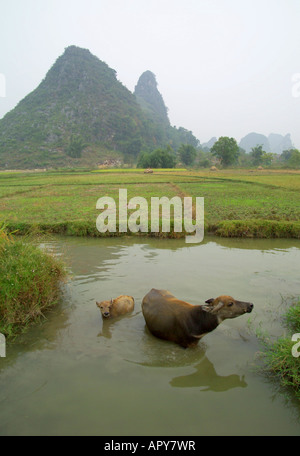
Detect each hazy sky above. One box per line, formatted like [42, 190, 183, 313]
[1, 0, 300, 147]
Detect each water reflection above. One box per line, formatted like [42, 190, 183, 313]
[127, 336, 248, 393]
[97, 311, 141, 340]
[41, 233, 300, 257]
[170, 357, 247, 392]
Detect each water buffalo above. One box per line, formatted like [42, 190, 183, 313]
[142, 289, 253, 348]
[96, 295, 134, 319]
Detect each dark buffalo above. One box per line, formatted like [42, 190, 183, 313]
[142, 289, 253, 348]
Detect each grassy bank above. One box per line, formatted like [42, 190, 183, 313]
[0, 168, 299, 239]
[214, 220, 300, 238]
[0, 227, 66, 339]
[257, 300, 300, 399]
[3, 219, 300, 240]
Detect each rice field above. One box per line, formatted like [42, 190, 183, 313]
[0, 168, 299, 238]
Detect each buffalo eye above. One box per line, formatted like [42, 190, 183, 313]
[228, 302, 234, 307]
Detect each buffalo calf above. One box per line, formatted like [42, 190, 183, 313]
[96, 295, 134, 319]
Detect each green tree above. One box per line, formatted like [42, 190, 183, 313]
[280, 148, 300, 167]
[288, 149, 300, 168]
[137, 146, 176, 168]
[250, 145, 266, 166]
[250, 145, 264, 166]
[280, 149, 294, 162]
[250, 145, 274, 167]
[261, 152, 274, 167]
[178, 144, 197, 166]
[137, 151, 151, 168]
[211, 137, 239, 167]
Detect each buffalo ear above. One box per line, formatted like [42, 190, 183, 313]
[202, 299, 224, 314]
[202, 299, 215, 313]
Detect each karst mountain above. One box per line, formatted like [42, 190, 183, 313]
[0, 46, 198, 168]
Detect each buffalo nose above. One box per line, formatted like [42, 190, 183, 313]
[247, 303, 254, 313]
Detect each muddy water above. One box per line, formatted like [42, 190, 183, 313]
[0, 236, 300, 436]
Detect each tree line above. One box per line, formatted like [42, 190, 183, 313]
[137, 144, 197, 168]
[65, 133, 300, 168]
[136, 137, 300, 169]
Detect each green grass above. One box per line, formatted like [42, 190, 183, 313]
[0, 168, 299, 238]
[0, 226, 67, 339]
[215, 220, 300, 238]
[257, 299, 300, 399]
[285, 302, 300, 330]
[177, 180, 300, 223]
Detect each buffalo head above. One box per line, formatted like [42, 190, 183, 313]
[202, 295, 253, 322]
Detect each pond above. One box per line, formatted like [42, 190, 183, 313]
[0, 235, 300, 436]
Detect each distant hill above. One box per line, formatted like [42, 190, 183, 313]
[201, 133, 294, 155]
[267, 133, 293, 154]
[201, 137, 217, 150]
[0, 46, 199, 169]
[239, 132, 293, 154]
[134, 70, 170, 126]
[134, 70, 199, 151]
[239, 133, 271, 153]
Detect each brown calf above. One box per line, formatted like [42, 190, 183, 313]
[142, 289, 253, 348]
[96, 295, 135, 319]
